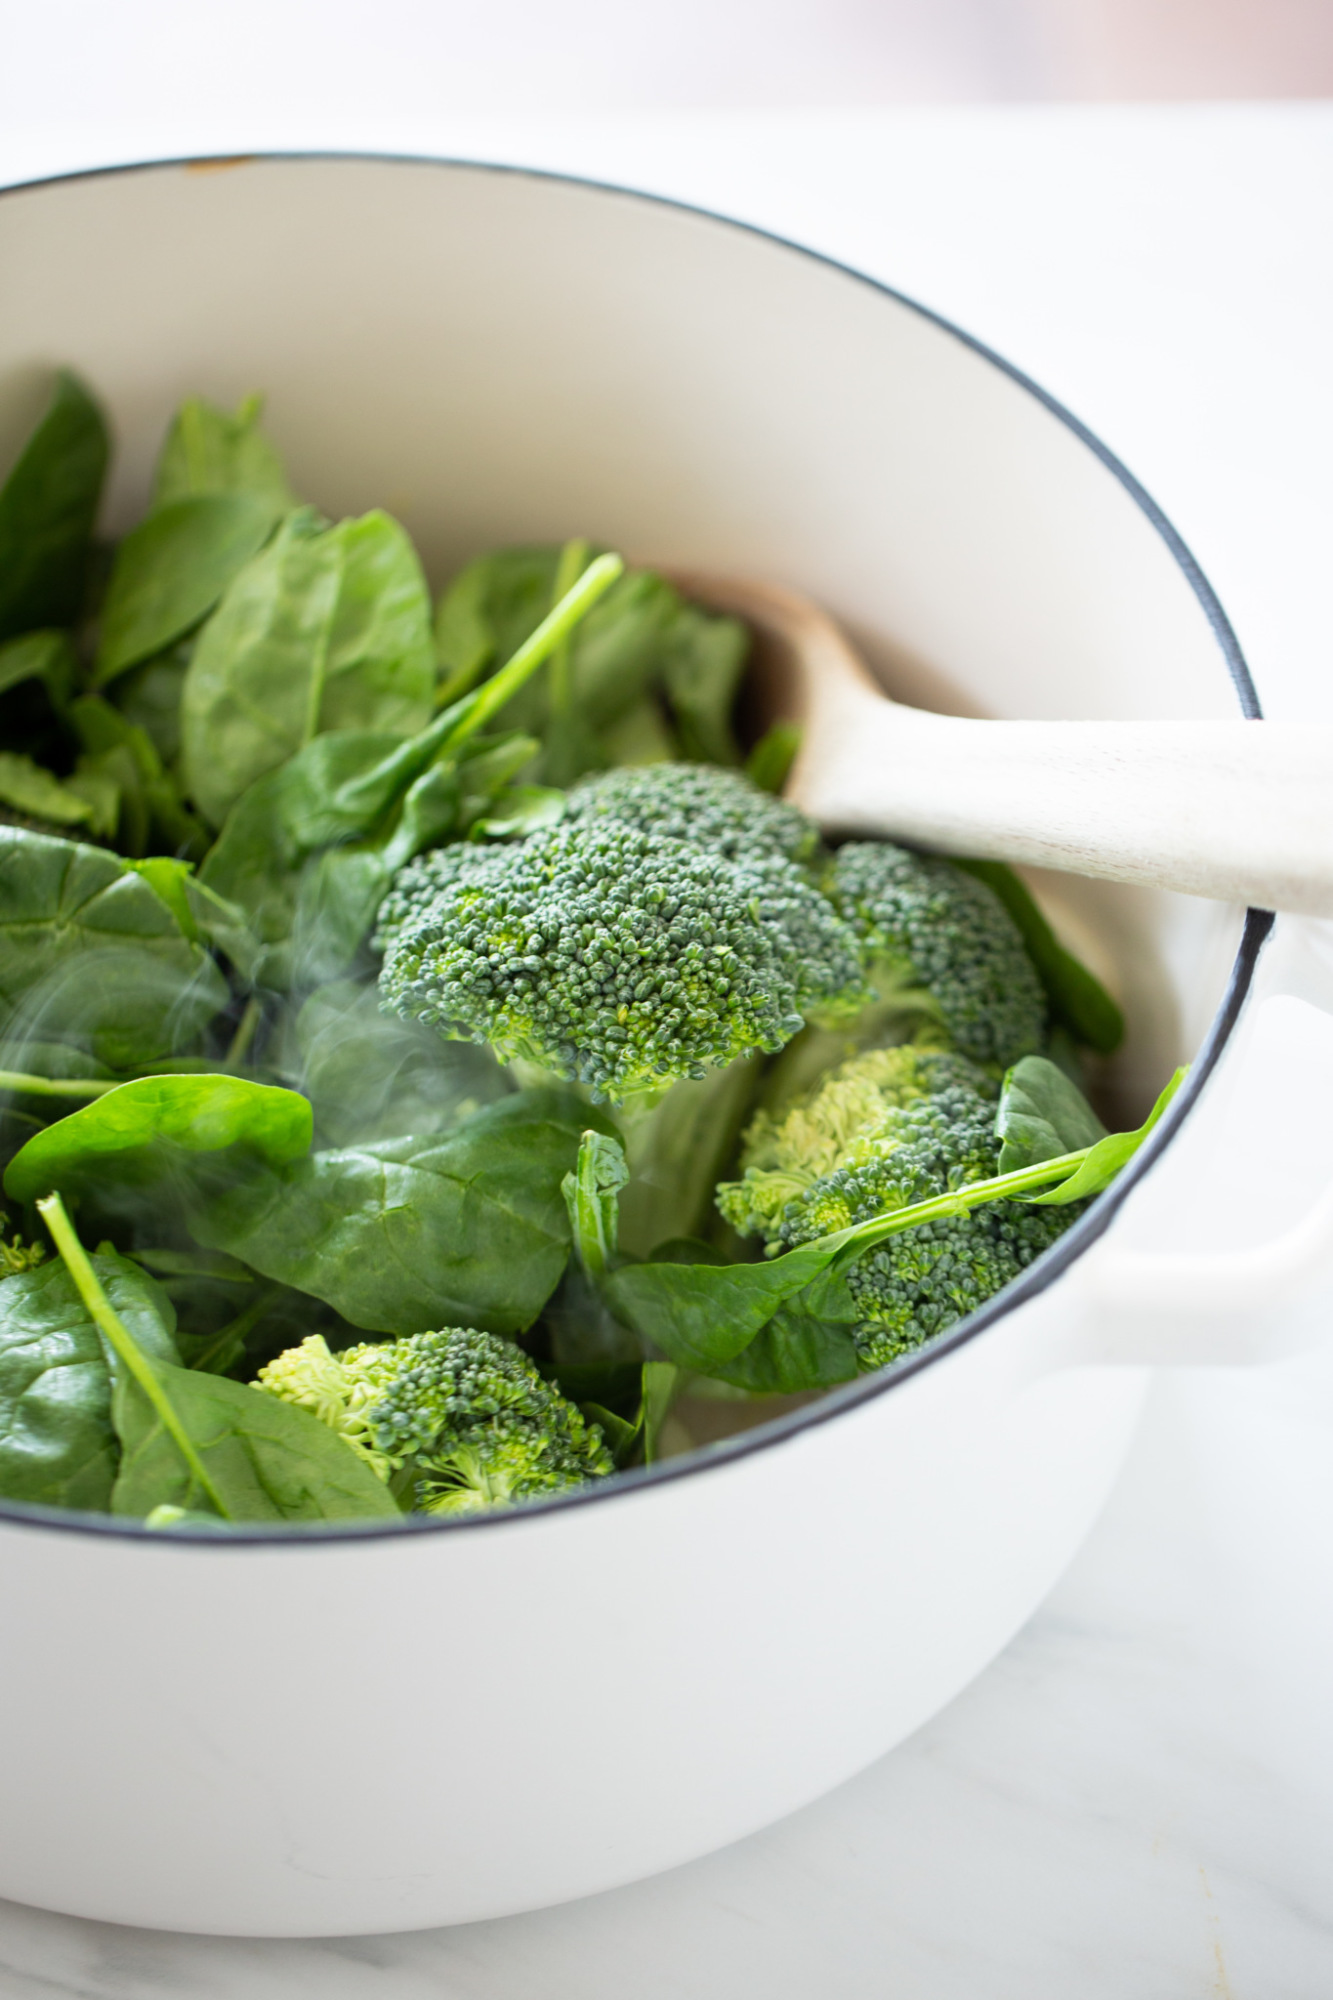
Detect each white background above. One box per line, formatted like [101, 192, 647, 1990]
[1, 3, 1333, 1991]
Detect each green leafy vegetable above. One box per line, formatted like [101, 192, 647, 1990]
[190, 1089, 621, 1338]
[1029, 1067, 1185, 1205]
[110, 1361, 402, 1521]
[0, 752, 97, 828]
[562, 1127, 629, 1281]
[180, 507, 435, 827]
[745, 721, 802, 795]
[434, 547, 748, 782]
[95, 491, 278, 687]
[197, 552, 623, 985]
[152, 393, 294, 513]
[995, 1054, 1108, 1173]
[291, 977, 511, 1149]
[0, 628, 78, 704]
[69, 692, 210, 859]
[0, 828, 228, 1069]
[4, 1073, 312, 1205]
[0, 371, 109, 641]
[36, 1191, 396, 1522]
[0, 1245, 179, 1510]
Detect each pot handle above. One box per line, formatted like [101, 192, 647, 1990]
[1076, 916, 1333, 1367]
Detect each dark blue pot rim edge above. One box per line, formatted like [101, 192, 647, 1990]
[0, 147, 1271, 1548]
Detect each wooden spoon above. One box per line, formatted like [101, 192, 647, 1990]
[667, 571, 1333, 918]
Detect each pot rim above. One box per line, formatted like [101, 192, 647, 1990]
[0, 148, 1270, 1548]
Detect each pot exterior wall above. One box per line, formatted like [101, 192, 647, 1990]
[0, 1304, 1144, 1935]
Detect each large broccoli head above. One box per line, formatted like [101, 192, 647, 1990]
[376, 815, 867, 1101]
[826, 841, 1046, 1068]
[716, 1040, 1077, 1371]
[562, 761, 819, 864]
[254, 1326, 613, 1515]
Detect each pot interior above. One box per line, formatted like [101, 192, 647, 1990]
[0, 155, 1250, 1267]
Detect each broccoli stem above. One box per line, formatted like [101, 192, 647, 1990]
[36, 1192, 232, 1518]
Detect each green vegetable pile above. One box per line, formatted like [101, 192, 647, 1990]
[0, 372, 1167, 1530]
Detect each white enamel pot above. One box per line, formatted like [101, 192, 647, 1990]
[2, 156, 1331, 1940]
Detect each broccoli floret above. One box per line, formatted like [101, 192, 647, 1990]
[827, 841, 1046, 1067]
[716, 1040, 1076, 1370]
[716, 1043, 997, 1246]
[376, 817, 867, 1101]
[563, 762, 819, 864]
[846, 1203, 1074, 1369]
[254, 1327, 613, 1514]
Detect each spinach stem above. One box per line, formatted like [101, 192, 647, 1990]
[547, 537, 591, 721]
[434, 550, 624, 728]
[224, 995, 262, 1068]
[35, 1192, 233, 1519]
[0, 1068, 119, 1099]
[827, 1147, 1091, 1264]
[189, 1282, 283, 1375]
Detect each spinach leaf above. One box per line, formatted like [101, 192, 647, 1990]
[69, 692, 202, 858]
[95, 492, 278, 687]
[197, 726, 504, 988]
[4, 1073, 312, 1205]
[179, 508, 434, 827]
[995, 1055, 1107, 1174]
[190, 1089, 620, 1338]
[0, 371, 109, 641]
[954, 859, 1125, 1054]
[0, 752, 97, 829]
[0, 1248, 179, 1511]
[32, 1190, 397, 1522]
[745, 721, 802, 795]
[704, 1263, 860, 1393]
[110, 1361, 400, 1521]
[606, 1237, 841, 1374]
[434, 548, 745, 782]
[0, 829, 228, 1069]
[1031, 1067, 1186, 1206]
[291, 977, 511, 1148]
[152, 393, 294, 513]
[110, 643, 193, 765]
[0, 628, 78, 704]
[195, 576, 606, 990]
[659, 604, 748, 766]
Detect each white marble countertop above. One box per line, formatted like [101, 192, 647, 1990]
[2, 93, 1332, 1999]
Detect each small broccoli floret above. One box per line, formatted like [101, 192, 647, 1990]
[716, 1040, 1077, 1370]
[254, 1327, 613, 1514]
[846, 1204, 1074, 1369]
[376, 818, 866, 1101]
[827, 841, 1046, 1067]
[716, 1043, 997, 1246]
[563, 762, 819, 864]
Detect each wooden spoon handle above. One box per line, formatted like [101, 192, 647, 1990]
[792, 683, 1333, 916]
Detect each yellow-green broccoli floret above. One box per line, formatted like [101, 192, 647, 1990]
[827, 841, 1046, 1068]
[716, 1041, 1077, 1371]
[716, 1044, 997, 1245]
[254, 1327, 613, 1515]
[375, 817, 867, 1101]
[563, 762, 819, 864]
